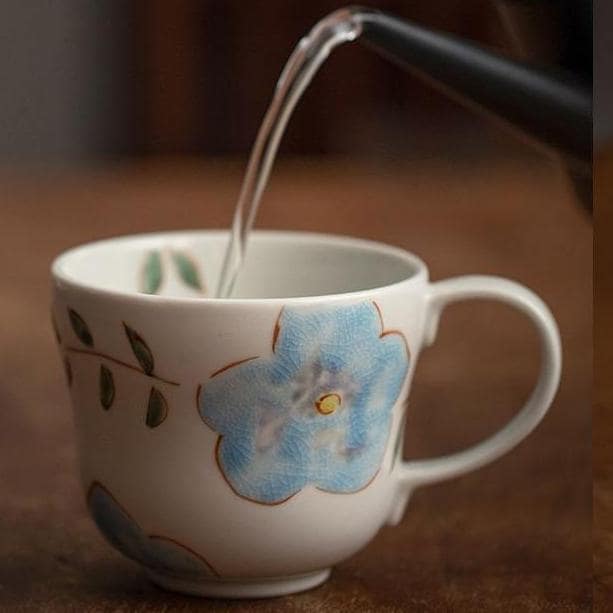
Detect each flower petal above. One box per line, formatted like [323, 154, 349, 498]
[200, 302, 410, 503]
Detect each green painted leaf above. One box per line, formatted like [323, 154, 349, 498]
[123, 323, 154, 375]
[146, 387, 168, 428]
[99, 365, 115, 410]
[172, 251, 203, 291]
[68, 308, 94, 347]
[142, 251, 163, 294]
[64, 357, 73, 386]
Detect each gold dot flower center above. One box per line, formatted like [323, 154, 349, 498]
[315, 393, 342, 415]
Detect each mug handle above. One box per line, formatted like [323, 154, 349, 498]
[388, 275, 562, 525]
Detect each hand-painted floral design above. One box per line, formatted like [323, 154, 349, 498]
[54, 308, 177, 426]
[140, 249, 206, 295]
[198, 302, 410, 505]
[88, 482, 217, 577]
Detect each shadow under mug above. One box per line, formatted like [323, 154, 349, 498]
[51, 230, 561, 598]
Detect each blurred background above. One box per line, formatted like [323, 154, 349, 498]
[0, 2, 596, 610]
[0, 0, 593, 166]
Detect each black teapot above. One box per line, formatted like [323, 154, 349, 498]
[351, 2, 592, 209]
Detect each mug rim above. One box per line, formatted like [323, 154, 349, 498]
[51, 229, 429, 305]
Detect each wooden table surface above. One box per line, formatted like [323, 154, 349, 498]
[0, 157, 592, 611]
[594, 148, 613, 611]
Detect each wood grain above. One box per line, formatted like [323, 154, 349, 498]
[0, 157, 591, 611]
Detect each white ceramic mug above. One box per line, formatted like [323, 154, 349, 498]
[51, 230, 561, 598]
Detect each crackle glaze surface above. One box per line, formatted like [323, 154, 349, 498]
[51, 230, 561, 597]
[88, 482, 217, 577]
[199, 302, 409, 504]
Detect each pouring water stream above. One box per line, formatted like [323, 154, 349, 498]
[215, 4, 592, 297]
[215, 8, 364, 298]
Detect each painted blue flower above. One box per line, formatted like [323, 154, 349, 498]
[88, 482, 217, 577]
[199, 302, 409, 504]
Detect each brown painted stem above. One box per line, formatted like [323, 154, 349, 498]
[65, 346, 180, 386]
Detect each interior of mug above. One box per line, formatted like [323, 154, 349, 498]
[52, 231, 425, 299]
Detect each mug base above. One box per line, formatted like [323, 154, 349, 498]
[147, 568, 332, 599]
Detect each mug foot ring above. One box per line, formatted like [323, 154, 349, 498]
[148, 568, 331, 598]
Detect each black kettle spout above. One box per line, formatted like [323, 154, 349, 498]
[350, 6, 591, 203]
